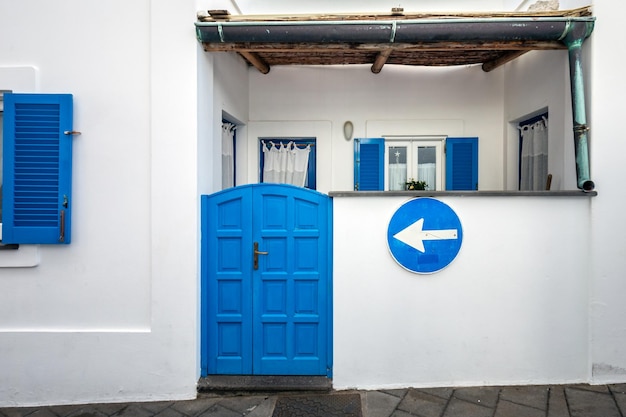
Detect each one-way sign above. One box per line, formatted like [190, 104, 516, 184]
[387, 197, 463, 274]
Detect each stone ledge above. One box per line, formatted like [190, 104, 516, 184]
[198, 375, 333, 392]
[328, 190, 598, 197]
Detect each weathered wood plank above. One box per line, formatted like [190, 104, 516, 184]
[199, 6, 591, 22]
[482, 50, 529, 72]
[201, 40, 566, 53]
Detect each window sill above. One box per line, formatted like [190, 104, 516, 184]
[328, 190, 598, 197]
[0, 245, 40, 267]
[0, 224, 41, 268]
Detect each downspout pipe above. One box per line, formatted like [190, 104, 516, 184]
[195, 17, 595, 44]
[562, 20, 595, 191]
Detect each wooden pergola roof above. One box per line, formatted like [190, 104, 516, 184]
[195, 6, 594, 74]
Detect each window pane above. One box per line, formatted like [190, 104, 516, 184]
[417, 146, 436, 190]
[388, 146, 407, 190]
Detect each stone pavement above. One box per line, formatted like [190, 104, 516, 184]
[1, 384, 626, 417]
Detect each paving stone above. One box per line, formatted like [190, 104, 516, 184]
[37, 404, 81, 417]
[494, 400, 545, 417]
[245, 397, 277, 417]
[547, 386, 569, 417]
[609, 384, 626, 395]
[390, 411, 413, 417]
[170, 398, 222, 416]
[611, 391, 626, 417]
[138, 402, 175, 414]
[362, 391, 400, 417]
[196, 404, 240, 417]
[152, 408, 187, 417]
[216, 396, 267, 415]
[89, 403, 131, 416]
[64, 409, 109, 417]
[440, 397, 493, 417]
[0, 408, 41, 417]
[415, 387, 454, 401]
[499, 386, 549, 410]
[19, 410, 58, 417]
[6, 385, 626, 417]
[112, 404, 155, 417]
[453, 387, 500, 408]
[379, 390, 407, 399]
[397, 389, 447, 417]
[565, 386, 621, 417]
[569, 384, 610, 393]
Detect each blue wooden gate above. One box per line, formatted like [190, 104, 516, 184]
[201, 184, 332, 376]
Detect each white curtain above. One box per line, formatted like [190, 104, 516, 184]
[222, 123, 235, 189]
[389, 163, 407, 190]
[262, 141, 311, 187]
[520, 117, 549, 191]
[417, 163, 436, 190]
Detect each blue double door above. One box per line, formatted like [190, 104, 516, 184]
[201, 184, 332, 376]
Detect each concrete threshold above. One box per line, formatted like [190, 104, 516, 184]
[198, 375, 333, 392]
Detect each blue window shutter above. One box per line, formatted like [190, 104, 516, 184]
[354, 138, 384, 191]
[2, 93, 74, 244]
[446, 137, 478, 191]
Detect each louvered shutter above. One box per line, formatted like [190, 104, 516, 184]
[2, 93, 74, 244]
[445, 137, 478, 191]
[354, 138, 384, 191]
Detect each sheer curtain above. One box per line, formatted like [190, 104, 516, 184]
[520, 117, 548, 191]
[388, 148, 407, 190]
[389, 164, 407, 190]
[222, 123, 235, 189]
[262, 141, 311, 187]
[417, 164, 436, 190]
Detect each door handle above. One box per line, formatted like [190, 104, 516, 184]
[253, 242, 268, 270]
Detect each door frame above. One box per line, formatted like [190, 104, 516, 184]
[200, 183, 333, 378]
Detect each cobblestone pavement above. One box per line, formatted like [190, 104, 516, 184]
[1, 384, 625, 417]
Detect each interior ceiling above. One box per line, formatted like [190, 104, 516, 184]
[195, 6, 593, 74]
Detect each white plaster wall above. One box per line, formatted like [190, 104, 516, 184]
[333, 195, 590, 389]
[213, 53, 250, 190]
[248, 65, 504, 192]
[503, 50, 575, 190]
[0, 1, 152, 331]
[0, 0, 199, 406]
[588, 0, 626, 383]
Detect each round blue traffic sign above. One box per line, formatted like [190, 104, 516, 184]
[387, 198, 463, 274]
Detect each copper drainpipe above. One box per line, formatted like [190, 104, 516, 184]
[562, 20, 595, 191]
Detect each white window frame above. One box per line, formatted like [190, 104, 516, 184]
[384, 136, 446, 191]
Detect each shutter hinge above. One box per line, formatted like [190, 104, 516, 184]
[64, 130, 82, 136]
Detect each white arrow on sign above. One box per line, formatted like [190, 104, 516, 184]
[393, 218, 458, 253]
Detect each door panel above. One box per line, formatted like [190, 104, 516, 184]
[203, 187, 253, 374]
[202, 184, 331, 376]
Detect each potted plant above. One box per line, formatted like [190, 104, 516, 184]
[405, 178, 428, 190]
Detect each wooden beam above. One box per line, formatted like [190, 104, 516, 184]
[481, 50, 528, 72]
[371, 49, 393, 73]
[238, 51, 270, 74]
